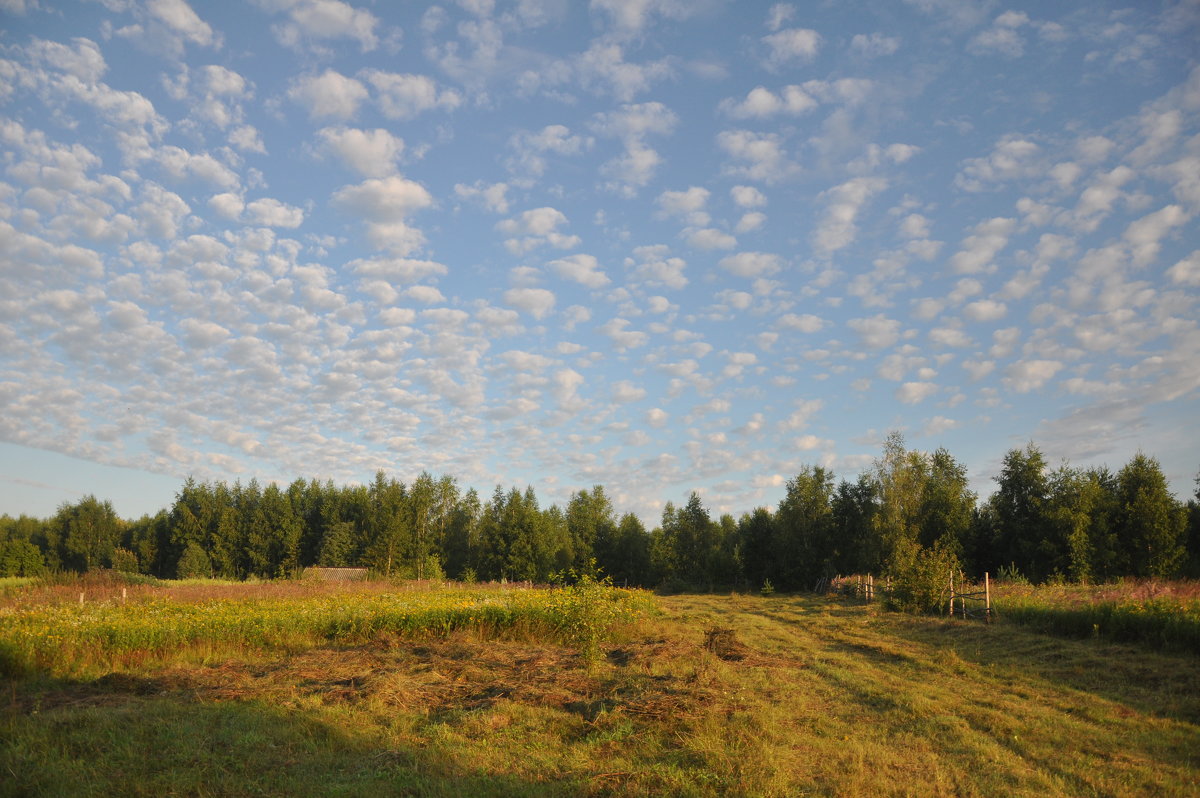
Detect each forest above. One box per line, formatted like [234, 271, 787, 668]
[3, 434, 1199, 594]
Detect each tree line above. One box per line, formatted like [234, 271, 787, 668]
[2, 434, 1199, 589]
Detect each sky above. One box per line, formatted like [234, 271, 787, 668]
[1, 0, 1198, 524]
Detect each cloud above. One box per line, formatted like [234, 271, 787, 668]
[950, 217, 1015, 274]
[597, 317, 649, 350]
[147, 0, 216, 47]
[718, 251, 781, 278]
[575, 42, 673, 101]
[686, 228, 736, 250]
[719, 85, 818, 118]
[593, 102, 678, 195]
[731, 185, 767, 208]
[778, 313, 825, 333]
[507, 124, 593, 178]
[967, 11, 1030, 58]
[361, 70, 462, 119]
[1167, 250, 1200, 286]
[333, 176, 433, 221]
[955, 136, 1041, 191]
[547, 254, 610, 288]
[1004, 359, 1063, 392]
[245, 197, 304, 227]
[761, 28, 821, 69]
[851, 32, 900, 57]
[717, 130, 796, 182]
[848, 315, 901, 349]
[503, 287, 557, 319]
[497, 207, 580, 253]
[657, 186, 710, 225]
[963, 299, 1007, 322]
[454, 181, 510, 214]
[611, 380, 647, 402]
[260, 0, 381, 52]
[288, 69, 368, 119]
[896, 381, 938, 404]
[627, 244, 688, 289]
[318, 127, 404, 177]
[813, 177, 887, 255]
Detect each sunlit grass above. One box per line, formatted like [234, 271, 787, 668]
[0, 579, 652, 678]
[995, 580, 1200, 653]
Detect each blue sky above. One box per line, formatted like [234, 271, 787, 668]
[1, 0, 1198, 522]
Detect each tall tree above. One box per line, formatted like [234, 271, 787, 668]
[56, 495, 122, 572]
[990, 443, 1050, 580]
[1115, 453, 1186, 578]
[774, 465, 835, 589]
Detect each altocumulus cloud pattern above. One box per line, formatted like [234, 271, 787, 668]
[1, 0, 1198, 520]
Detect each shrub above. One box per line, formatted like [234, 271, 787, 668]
[884, 539, 960, 615]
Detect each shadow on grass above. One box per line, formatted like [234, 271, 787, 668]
[880, 611, 1200, 727]
[0, 676, 583, 798]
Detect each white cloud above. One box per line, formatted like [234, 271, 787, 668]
[576, 42, 672, 101]
[611, 380, 647, 402]
[547, 254, 610, 288]
[778, 313, 825, 333]
[627, 244, 688, 289]
[508, 124, 592, 178]
[288, 69, 368, 119]
[951, 217, 1015, 274]
[955, 136, 1041, 191]
[318, 127, 404, 177]
[813, 177, 887, 255]
[1004, 359, 1063, 392]
[851, 32, 899, 57]
[454, 181, 510, 214]
[762, 28, 822, 69]
[848, 315, 901, 349]
[967, 11, 1029, 58]
[245, 197, 304, 228]
[504, 287, 557, 319]
[404, 285, 445, 304]
[731, 185, 767, 208]
[593, 102, 678, 195]
[657, 186, 710, 224]
[963, 299, 1007, 322]
[717, 129, 796, 183]
[719, 251, 781, 278]
[896, 381, 938, 404]
[597, 317, 648, 350]
[1123, 204, 1189, 266]
[719, 85, 818, 118]
[262, 0, 381, 52]
[735, 212, 766, 233]
[349, 257, 447, 284]
[497, 207, 580, 253]
[147, 0, 215, 47]
[1167, 250, 1200, 286]
[361, 70, 462, 119]
[333, 176, 433, 221]
[686, 228, 737, 250]
[646, 407, 669, 427]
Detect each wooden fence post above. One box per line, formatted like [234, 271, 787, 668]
[948, 570, 955, 617]
[79, 592, 84, 606]
[985, 572, 991, 624]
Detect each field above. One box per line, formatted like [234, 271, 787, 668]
[2, 577, 1199, 796]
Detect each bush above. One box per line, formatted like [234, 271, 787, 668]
[110, 547, 140, 574]
[884, 539, 960, 615]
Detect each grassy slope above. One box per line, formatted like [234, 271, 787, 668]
[3, 592, 1198, 797]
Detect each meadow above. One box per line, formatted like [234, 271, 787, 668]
[1, 575, 1198, 796]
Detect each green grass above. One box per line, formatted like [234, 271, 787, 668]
[3, 588, 1198, 796]
[994, 580, 1200, 654]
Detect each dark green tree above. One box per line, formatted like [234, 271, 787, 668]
[1115, 453, 1186, 578]
[990, 443, 1050, 580]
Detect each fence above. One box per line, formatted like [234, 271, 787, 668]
[815, 571, 992, 623]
